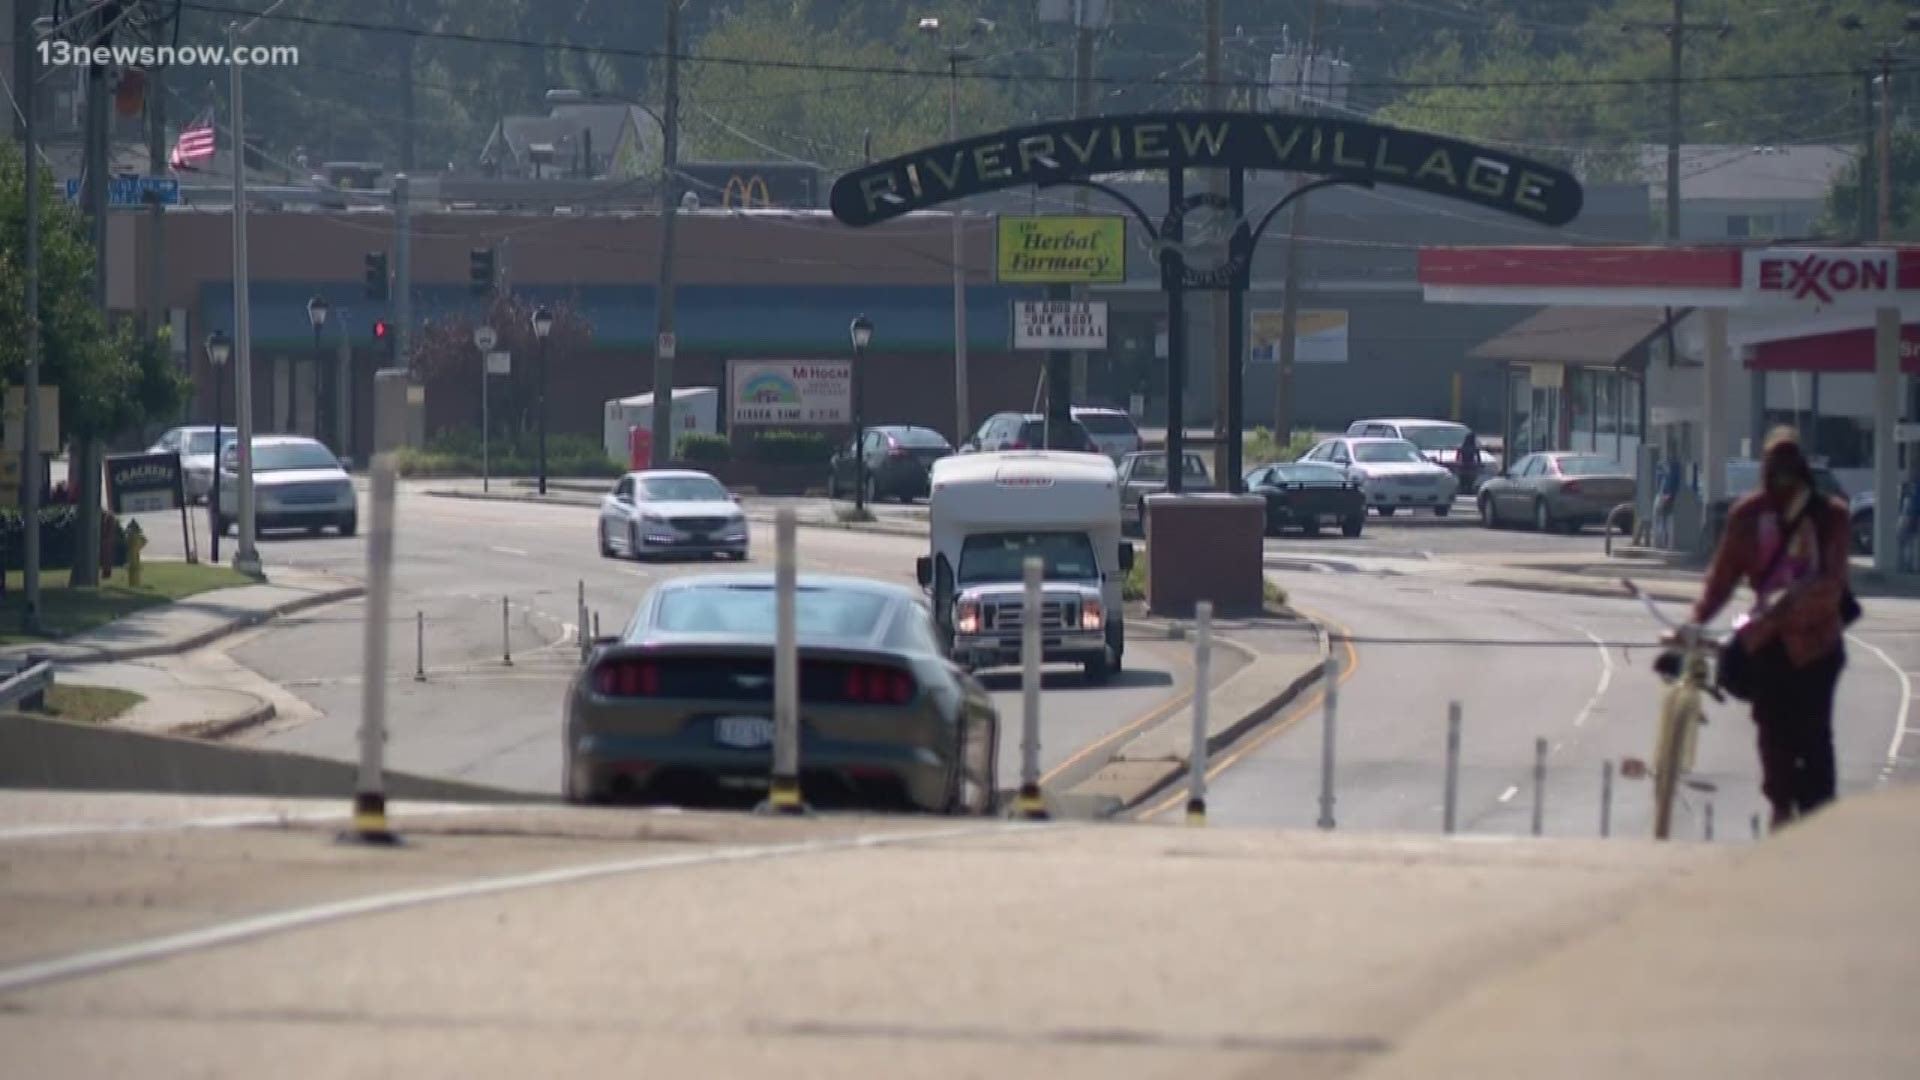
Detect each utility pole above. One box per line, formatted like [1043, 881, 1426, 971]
[1879, 51, 1895, 241]
[1623, 2, 1733, 242]
[949, 48, 971, 445]
[17, 0, 42, 630]
[1068, 13, 1095, 408]
[1271, 0, 1323, 444]
[1205, 0, 1227, 482]
[650, 0, 682, 469]
[1864, 68, 1880, 241]
[229, 19, 262, 576]
[73, 2, 117, 588]
[146, 66, 167, 337]
[399, 19, 416, 173]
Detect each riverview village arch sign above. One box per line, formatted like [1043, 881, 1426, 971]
[829, 110, 1584, 491]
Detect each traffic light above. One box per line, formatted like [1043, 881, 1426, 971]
[372, 319, 394, 359]
[364, 251, 388, 301]
[468, 246, 495, 296]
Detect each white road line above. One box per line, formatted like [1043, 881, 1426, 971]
[0, 820, 1058, 995]
[490, 545, 530, 557]
[1498, 786, 1519, 802]
[1850, 631, 1914, 778]
[1571, 628, 1615, 729]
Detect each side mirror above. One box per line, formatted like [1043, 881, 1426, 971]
[916, 556, 933, 587]
[339, 456, 355, 471]
[728, 492, 740, 503]
[1118, 542, 1135, 572]
[591, 635, 620, 649]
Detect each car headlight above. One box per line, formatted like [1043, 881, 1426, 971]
[955, 600, 980, 635]
[1080, 598, 1104, 631]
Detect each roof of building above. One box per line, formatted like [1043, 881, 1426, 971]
[1635, 144, 1854, 202]
[481, 105, 660, 173]
[1469, 306, 1681, 367]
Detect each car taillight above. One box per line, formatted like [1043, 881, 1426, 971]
[842, 664, 916, 705]
[1564, 481, 1583, 494]
[1007, 440, 1028, 450]
[888, 446, 908, 457]
[592, 659, 660, 696]
[954, 600, 980, 634]
[1081, 598, 1104, 631]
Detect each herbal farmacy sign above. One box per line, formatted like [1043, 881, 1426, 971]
[995, 215, 1126, 284]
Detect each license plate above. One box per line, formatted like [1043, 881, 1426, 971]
[714, 716, 775, 748]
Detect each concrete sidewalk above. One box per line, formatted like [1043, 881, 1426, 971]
[0, 567, 365, 666]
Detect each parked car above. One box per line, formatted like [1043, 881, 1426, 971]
[960, 412, 1100, 454]
[564, 572, 1000, 813]
[214, 436, 356, 536]
[1477, 452, 1635, 533]
[1245, 461, 1366, 537]
[1070, 406, 1144, 461]
[598, 469, 748, 561]
[1299, 437, 1458, 516]
[1346, 418, 1497, 492]
[149, 425, 236, 502]
[827, 425, 952, 503]
[1117, 450, 1214, 535]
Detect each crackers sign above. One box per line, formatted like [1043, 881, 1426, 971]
[105, 451, 185, 515]
[996, 216, 1125, 283]
[729, 361, 852, 425]
[1013, 300, 1109, 351]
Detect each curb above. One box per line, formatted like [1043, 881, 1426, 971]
[9, 581, 369, 667]
[1110, 649, 1330, 819]
[165, 695, 279, 741]
[1464, 576, 1696, 603]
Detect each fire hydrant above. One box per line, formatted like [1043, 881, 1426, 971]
[125, 519, 146, 589]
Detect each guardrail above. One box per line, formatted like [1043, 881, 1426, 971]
[0, 659, 53, 712]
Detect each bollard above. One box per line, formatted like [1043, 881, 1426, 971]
[1751, 812, 1762, 840]
[1531, 737, 1547, 837]
[1600, 760, 1614, 838]
[502, 596, 513, 666]
[1012, 556, 1049, 820]
[1316, 655, 1337, 830]
[414, 610, 425, 682]
[1704, 801, 1715, 842]
[345, 454, 399, 845]
[578, 598, 589, 665]
[763, 509, 806, 814]
[593, 611, 601, 640]
[1185, 601, 1212, 826]
[1442, 701, 1461, 834]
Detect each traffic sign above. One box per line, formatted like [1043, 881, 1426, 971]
[485, 351, 511, 375]
[657, 331, 677, 360]
[63, 175, 180, 208]
[472, 326, 499, 351]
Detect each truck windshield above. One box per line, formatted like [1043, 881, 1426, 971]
[957, 532, 1100, 585]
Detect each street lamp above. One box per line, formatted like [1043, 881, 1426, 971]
[531, 306, 554, 496]
[205, 330, 232, 564]
[474, 324, 499, 492]
[850, 314, 874, 513]
[306, 296, 329, 441]
[548, 56, 682, 470]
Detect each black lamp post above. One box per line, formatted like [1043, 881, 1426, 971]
[850, 314, 874, 513]
[206, 330, 232, 563]
[306, 296, 329, 443]
[532, 305, 554, 496]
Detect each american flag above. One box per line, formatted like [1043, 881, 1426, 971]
[169, 111, 216, 170]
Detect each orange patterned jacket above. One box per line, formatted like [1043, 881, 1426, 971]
[1693, 491, 1851, 668]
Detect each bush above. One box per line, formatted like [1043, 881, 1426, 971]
[0, 505, 126, 571]
[676, 432, 732, 463]
[745, 430, 835, 465]
[1123, 559, 1147, 602]
[1244, 428, 1316, 466]
[394, 430, 623, 479]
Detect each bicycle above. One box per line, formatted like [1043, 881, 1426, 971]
[1621, 579, 1723, 840]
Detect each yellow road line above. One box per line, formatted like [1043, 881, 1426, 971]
[1138, 606, 1360, 821]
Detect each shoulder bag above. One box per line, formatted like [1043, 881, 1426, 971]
[1716, 504, 1809, 702]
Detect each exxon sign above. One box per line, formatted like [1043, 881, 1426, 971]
[1743, 249, 1903, 308]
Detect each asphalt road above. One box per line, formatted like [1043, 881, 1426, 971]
[1163, 568, 1918, 842]
[135, 490, 1221, 800]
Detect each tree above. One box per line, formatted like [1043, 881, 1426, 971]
[0, 142, 186, 451]
[412, 293, 593, 438]
[1825, 130, 1920, 239]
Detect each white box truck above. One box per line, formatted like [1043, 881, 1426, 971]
[602, 387, 719, 466]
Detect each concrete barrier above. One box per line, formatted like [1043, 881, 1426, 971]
[0, 712, 545, 804]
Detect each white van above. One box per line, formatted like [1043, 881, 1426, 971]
[1070, 406, 1143, 461]
[916, 451, 1135, 683]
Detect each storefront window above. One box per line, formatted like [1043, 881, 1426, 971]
[1569, 368, 1592, 450]
[1622, 377, 1643, 437]
[1595, 372, 1617, 435]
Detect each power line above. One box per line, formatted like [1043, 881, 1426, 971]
[172, 1, 1907, 95]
